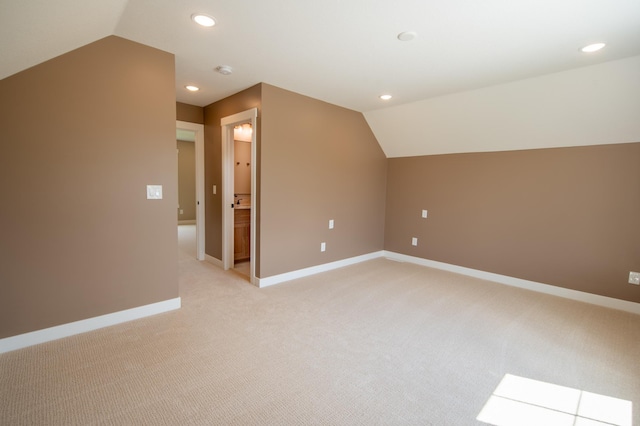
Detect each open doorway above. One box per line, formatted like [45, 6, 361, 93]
[177, 132, 197, 258]
[232, 122, 252, 276]
[176, 120, 205, 261]
[221, 108, 257, 285]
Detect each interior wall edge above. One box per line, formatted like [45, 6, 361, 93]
[0, 298, 181, 354]
[256, 251, 385, 288]
[383, 252, 640, 316]
[205, 254, 223, 268]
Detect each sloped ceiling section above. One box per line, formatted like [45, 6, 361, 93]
[114, 0, 640, 113]
[3, 1, 640, 113]
[364, 55, 640, 157]
[2, 1, 639, 157]
[0, 0, 128, 79]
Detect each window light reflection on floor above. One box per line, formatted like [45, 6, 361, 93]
[477, 374, 632, 426]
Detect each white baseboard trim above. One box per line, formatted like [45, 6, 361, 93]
[0, 297, 181, 354]
[257, 251, 385, 288]
[205, 254, 223, 268]
[383, 251, 640, 315]
[178, 220, 196, 225]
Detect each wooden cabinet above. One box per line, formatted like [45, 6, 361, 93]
[234, 209, 250, 261]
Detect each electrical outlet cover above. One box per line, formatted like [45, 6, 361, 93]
[629, 271, 640, 285]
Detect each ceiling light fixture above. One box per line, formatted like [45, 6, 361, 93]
[191, 13, 215, 27]
[380, 94, 392, 100]
[185, 85, 200, 92]
[581, 42, 606, 53]
[215, 65, 233, 75]
[397, 31, 417, 41]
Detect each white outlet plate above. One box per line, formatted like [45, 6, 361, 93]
[629, 271, 640, 285]
[146, 185, 162, 200]
[422, 210, 428, 218]
[321, 242, 326, 252]
[411, 237, 418, 246]
[329, 219, 334, 229]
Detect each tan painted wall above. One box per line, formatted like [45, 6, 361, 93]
[234, 140, 252, 195]
[177, 140, 196, 221]
[0, 36, 178, 338]
[260, 84, 387, 277]
[384, 142, 640, 303]
[176, 102, 204, 124]
[203, 85, 262, 261]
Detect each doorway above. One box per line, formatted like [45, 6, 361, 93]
[176, 120, 205, 261]
[221, 108, 257, 285]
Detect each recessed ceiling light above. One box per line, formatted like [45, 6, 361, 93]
[191, 13, 215, 27]
[215, 65, 233, 75]
[380, 94, 392, 100]
[581, 42, 606, 53]
[397, 31, 417, 41]
[185, 85, 200, 92]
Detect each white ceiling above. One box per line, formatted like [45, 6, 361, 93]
[2, 0, 640, 113]
[0, 0, 640, 112]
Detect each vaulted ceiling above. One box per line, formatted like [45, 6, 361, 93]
[2, 0, 639, 154]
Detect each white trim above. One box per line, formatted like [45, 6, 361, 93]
[205, 254, 223, 268]
[383, 251, 640, 315]
[221, 123, 234, 271]
[0, 298, 181, 354]
[249, 114, 257, 286]
[257, 251, 385, 288]
[176, 120, 205, 261]
[178, 220, 196, 225]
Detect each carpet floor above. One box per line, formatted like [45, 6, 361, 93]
[1, 228, 639, 425]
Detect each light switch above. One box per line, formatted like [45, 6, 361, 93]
[321, 242, 326, 252]
[146, 185, 163, 200]
[412, 237, 418, 246]
[329, 219, 334, 229]
[422, 210, 428, 218]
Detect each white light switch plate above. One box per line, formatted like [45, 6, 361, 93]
[147, 185, 163, 200]
[629, 271, 640, 285]
[329, 219, 334, 229]
[411, 237, 418, 246]
[321, 242, 326, 252]
[422, 210, 428, 218]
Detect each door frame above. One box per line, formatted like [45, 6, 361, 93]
[221, 108, 257, 284]
[176, 120, 205, 261]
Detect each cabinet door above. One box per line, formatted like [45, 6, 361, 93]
[242, 223, 250, 258]
[234, 222, 244, 260]
[234, 209, 250, 261]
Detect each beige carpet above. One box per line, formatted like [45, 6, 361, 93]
[1, 238, 639, 425]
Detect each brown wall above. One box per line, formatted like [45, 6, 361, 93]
[259, 84, 387, 277]
[203, 85, 262, 261]
[177, 140, 196, 221]
[234, 140, 252, 195]
[0, 36, 178, 338]
[176, 102, 204, 124]
[385, 142, 640, 303]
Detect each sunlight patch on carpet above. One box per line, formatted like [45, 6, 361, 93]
[477, 374, 632, 426]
